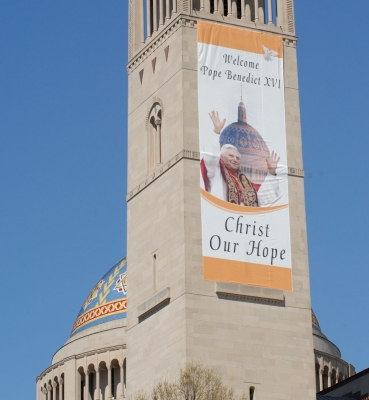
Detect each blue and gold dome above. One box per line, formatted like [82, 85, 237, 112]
[70, 258, 127, 337]
[219, 101, 269, 159]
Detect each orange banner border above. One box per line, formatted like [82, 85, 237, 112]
[201, 188, 288, 214]
[198, 20, 283, 58]
[203, 256, 292, 292]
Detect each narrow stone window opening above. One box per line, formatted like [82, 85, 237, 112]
[153, 254, 157, 292]
[50, 380, 55, 400]
[236, 0, 242, 18]
[250, 386, 255, 400]
[223, 0, 228, 15]
[143, 0, 148, 39]
[89, 372, 94, 399]
[111, 366, 115, 397]
[62, 375, 65, 400]
[123, 358, 127, 391]
[323, 366, 329, 389]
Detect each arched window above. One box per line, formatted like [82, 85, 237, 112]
[60, 373, 65, 400]
[148, 102, 163, 172]
[315, 363, 320, 393]
[331, 369, 337, 385]
[110, 359, 121, 399]
[53, 377, 59, 400]
[78, 367, 86, 400]
[323, 366, 329, 389]
[48, 380, 53, 400]
[87, 364, 96, 400]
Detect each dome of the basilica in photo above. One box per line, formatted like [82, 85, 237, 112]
[311, 310, 355, 392]
[219, 101, 269, 159]
[70, 258, 127, 337]
[311, 309, 341, 360]
[37, 259, 129, 400]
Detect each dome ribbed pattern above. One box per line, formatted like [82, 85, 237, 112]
[70, 258, 127, 337]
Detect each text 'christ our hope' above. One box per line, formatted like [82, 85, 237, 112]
[209, 216, 287, 266]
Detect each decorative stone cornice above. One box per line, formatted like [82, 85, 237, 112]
[127, 14, 298, 74]
[216, 281, 285, 306]
[283, 38, 297, 48]
[36, 344, 126, 382]
[217, 291, 285, 306]
[288, 167, 304, 177]
[127, 16, 185, 74]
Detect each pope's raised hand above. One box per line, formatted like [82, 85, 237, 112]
[266, 151, 280, 175]
[209, 110, 226, 134]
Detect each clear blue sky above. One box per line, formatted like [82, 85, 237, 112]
[0, 1, 368, 398]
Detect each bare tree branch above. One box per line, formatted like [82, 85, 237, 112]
[130, 362, 248, 400]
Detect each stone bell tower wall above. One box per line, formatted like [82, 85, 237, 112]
[126, 1, 316, 399]
[126, 21, 194, 392]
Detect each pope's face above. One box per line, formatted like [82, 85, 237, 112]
[221, 149, 241, 172]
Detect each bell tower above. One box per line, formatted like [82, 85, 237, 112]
[126, 1, 316, 399]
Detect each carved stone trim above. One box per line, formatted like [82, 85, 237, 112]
[283, 38, 297, 48]
[127, 16, 186, 74]
[216, 281, 285, 306]
[288, 167, 304, 177]
[146, 97, 164, 128]
[217, 292, 285, 306]
[137, 288, 171, 323]
[127, 15, 298, 74]
[36, 344, 126, 382]
[127, 149, 200, 201]
[128, 0, 134, 59]
[139, 298, 170, 323]
[286, 0, 295, 34]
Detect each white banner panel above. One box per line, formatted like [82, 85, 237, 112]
[198, 21, 292, 291]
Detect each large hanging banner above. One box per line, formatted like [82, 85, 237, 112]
[198, 21, 292, 291]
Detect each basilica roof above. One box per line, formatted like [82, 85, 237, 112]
[70, 258, 127, 337]
[311, 308, 342, 359]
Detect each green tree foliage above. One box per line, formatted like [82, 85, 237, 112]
[132, 363, 248, 400]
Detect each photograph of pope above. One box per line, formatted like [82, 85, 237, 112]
[201, 110, 281, 207]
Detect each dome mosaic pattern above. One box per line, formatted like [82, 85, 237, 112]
[70, 258, 127, 337]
